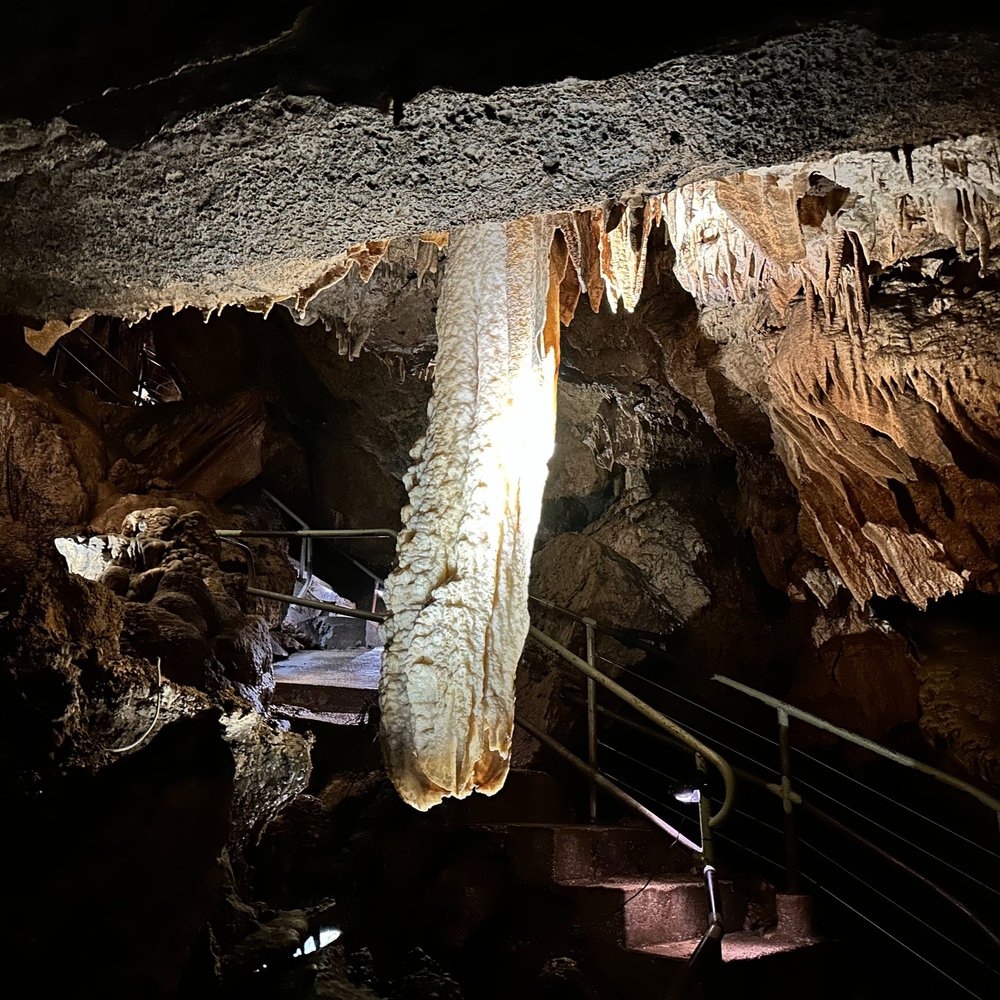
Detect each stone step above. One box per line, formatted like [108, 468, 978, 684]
[272, 647, 380, 719]
[563, 897, 832, 1000]
[574, 931, 841, 1000]
[476, 820, 791, 951]
[417, 778, 825, 997]
[635, 927, 820, 962]
[439, 771, 578, 825]
[479, 821, 698, 885]
[272, 685, 374, 717]
[562, 875, 744, 948]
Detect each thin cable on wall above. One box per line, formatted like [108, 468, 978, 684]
[101, 657, 163, 754]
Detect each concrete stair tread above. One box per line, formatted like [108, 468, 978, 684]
[273, 647, 380, 688]
[473, 821, 656, 833]
[475, 819, 707, 885]
[435, 770, 577, 824]
[636, 929, 824, 962]
[551, 875, 748, 947]
[272, 705, 365, 726]
[272, 648, 381, 718]
[560, 875, 703, 891]
[472, 816, 708, 891]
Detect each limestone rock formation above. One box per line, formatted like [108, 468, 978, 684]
[0, 383, 107, 531]
[291, 326, 434, 533]
[100, 389, 273, 501]
[787, 601, 920, 747]
[658, 136, 1000, 609]
[4, 26, 1000, 327]
[587, 498, 712, 624]
[380, 219, 559, 809]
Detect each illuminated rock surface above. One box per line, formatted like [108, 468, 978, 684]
[379, 220, 558, 809]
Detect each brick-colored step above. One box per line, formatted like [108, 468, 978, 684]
[637, 928, 821, 962]
[437, 771, 578, 825]
[579, 875, 755, 946]
[481, 822, 696, 885]
[560, 875, 731, 948]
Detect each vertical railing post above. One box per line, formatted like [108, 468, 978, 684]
[585, 622, 598, 823]
[777, 707, 801, 893]
[695, 749, 723, 996]
[262, 488, 313, 599]
[696, 752, 715, 867]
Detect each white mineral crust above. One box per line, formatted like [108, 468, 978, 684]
[379, 218, 558, 810]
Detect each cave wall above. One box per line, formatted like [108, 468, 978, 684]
[0, 313, 325, 994]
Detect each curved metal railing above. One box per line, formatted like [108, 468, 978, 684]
[526, 619, 736, 831]
[713, 674, 1000, 830]
[561, 641, 999, 998]
[523, 600, 736, 993]
[217, 487, 396, 622]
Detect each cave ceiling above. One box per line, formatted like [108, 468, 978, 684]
[3, 11, 1000, 327]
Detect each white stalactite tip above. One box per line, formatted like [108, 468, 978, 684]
[379, 217, 561, 810]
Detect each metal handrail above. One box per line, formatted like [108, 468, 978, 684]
[216, 529, 398, 540]
[713, 674, 1000, 828]
[265, 488, 311, 598]
[56, 345, 130, 404]
[56, 329, 170, 406]
[221, 486, 394, 607]
[531, 594, 723, 830]
[218, 500, 395, 621]
[246, 586, 385, 623]
[525, 613, 733, 990]
[261, 487, 393, 590]
[527, 624, 735, 829]
[530, 595, 602, 628]
[569, 660, 1000, 995]
[78, 327, 141, 379]
[588, 695, 1000, 955]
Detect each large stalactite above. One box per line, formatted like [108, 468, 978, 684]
[378, 218, 560, 810]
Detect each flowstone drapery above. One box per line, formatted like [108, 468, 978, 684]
[378, 218, 560, 810]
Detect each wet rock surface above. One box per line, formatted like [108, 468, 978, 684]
[0, 372, 313, 995]
[5, 25, 1000, 325]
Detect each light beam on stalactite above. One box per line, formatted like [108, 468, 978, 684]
[378, 217, 561, 811]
